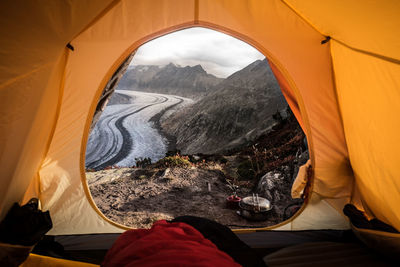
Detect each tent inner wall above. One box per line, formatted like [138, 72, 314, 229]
[0, 0, 115, 221]
[331, 40, 400, 230]
[36, 0, 351, 234]
[285, 0, 400, 230]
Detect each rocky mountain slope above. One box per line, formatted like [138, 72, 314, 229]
[161, 59, 288, 154]
[117, 63, 222, 99]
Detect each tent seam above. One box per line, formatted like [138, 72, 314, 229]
[328, 40, 355, 202]
[37, 49, 71, 203]
[331, 39, 400, 65]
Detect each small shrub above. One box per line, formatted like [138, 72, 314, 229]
[157, 155, 191, 168]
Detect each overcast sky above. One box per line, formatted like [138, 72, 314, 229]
[130, 27, 265, 78]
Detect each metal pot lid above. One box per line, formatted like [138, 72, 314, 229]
[239, 194, 271, 212]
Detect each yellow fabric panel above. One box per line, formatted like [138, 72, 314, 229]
[39, 0, 195, 234]
[0, 62, 56, 216]
[0, 0, 113, 85]
[77, 0, 195, 43]
[285, 0, 400, 61]
[21, 254, 98, 267]
[331, 40, 400, 230]
[1, 52, 66, 216]
[0, 0, 113, 220]
[198, 0, 353, 198]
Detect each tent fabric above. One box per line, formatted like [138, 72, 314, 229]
[0, 0, 114, 224]
[284, 0, 400, 61]
[0, 0, 399, 236]
[285, 0, 400, 231]
[331, 40, 400, 230]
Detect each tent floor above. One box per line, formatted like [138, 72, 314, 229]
[32, 230, 394, 266]
[32, 233, 120, 265]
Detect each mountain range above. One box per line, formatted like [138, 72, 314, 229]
[117, 63, 222, 99]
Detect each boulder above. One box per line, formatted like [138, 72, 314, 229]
[256, 171, 286, 203]
[256, 169, 303, 221]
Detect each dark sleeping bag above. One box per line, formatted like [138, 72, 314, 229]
[102, 220, 242, 267]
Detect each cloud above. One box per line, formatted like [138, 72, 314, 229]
[130, 27, 265, 78]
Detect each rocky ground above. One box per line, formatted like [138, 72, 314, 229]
[88, 165, 267, 229]
[87, 110, 307, 229]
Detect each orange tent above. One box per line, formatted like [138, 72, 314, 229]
[1, 0, 399, 255]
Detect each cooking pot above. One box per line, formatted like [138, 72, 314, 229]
[238, 194, 272, 221]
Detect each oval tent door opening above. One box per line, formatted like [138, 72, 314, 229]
[85, 27, 309, 229]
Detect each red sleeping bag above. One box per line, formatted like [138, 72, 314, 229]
[102, 220, 242, 266]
